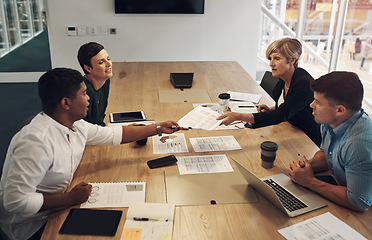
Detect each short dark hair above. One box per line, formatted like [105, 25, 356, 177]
[310, 71, 363, 111]
[38, 68, 83, 114]
[77, 42, 104, 74]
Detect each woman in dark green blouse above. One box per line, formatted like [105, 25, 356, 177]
[77, 42, 112, 126]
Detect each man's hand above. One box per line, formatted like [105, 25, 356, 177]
[67, 182, 92, 205]
[288, 158, 315, 188]
[159, 121, 187, 134]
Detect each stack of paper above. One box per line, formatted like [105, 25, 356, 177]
[227, 91, 262, 103]
[176, 154, 234, 175]
[121, 203, 175, 240]
[278, 212, 367, 240]
[177, 105, 222, 130]
[189, 135, 242, 152]
[229, 101, 257, 114]
[152, 133, 188, 154]
[80, 182, 146, 208]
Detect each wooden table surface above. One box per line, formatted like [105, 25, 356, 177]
[41, 61, 372, 240]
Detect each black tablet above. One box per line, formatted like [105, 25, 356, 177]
[109, 111, 146, 123]
[170, 73, 194, 89]
[59, 209, 122, 236]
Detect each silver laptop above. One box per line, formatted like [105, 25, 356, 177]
[232, 157, 327, 217]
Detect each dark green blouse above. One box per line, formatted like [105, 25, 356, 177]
[83, 77, 110, 126]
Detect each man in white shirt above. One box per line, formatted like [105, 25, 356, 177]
[0, 68, 183, 240]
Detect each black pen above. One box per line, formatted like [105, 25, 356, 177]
[133, 217, 168, 222]
[238, 106, 255, 108]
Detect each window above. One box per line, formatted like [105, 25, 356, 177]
[0, 0, 43, 58]
[258, 0, 372, 113]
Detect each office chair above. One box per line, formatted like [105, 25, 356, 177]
[260, 71, 280, 99]
[0, 227, 10, 240]
[19, 112, 40, 130]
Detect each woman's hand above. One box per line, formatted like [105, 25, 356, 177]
[217, 112, 242, 126]
[257, 104, 270, 112]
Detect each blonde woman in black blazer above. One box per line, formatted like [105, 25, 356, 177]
[218, 38, 321, 146]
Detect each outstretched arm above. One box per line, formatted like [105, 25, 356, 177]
[217, 112, 255, 126]
[121, 121, 185, 144]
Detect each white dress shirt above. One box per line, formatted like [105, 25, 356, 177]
[0, 113, 122, 240]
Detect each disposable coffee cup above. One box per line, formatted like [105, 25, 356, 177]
[218, 93, 230, 112]
[260, 141, 278, 169]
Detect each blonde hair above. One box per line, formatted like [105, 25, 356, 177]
[266, 38, 302, 68]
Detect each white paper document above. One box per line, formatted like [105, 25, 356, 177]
[278, 212, 367, 240]
[229, 101, 258, 114]
[152, 133, 188, 154]
[177, 105, 223, 130]
[80, 182, 146, 208]
[192, 103, 220, 112]
[189, 135, 242, 152]
[227, 90, 262, 103]
[176, 154, 234, 175]
[122, 203, 175, 240]
[190, 103, 246, 130]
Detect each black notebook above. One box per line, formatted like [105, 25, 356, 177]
[170, 73, 194, 89]
[59, 209, 122, 236]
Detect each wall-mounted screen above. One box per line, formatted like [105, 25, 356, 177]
[115, 0, 204, 14]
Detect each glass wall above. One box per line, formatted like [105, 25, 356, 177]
[0, 3, 7, 56]
[258, 0, 372, 113]
[340, 0, 372, 111]
[3, 0, 21, 52]
[0, 0, 43, 58]
[17, 0, 32, 42]
[30, 0, 43, 34]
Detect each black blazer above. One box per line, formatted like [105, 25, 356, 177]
[252, 68, 321, 146]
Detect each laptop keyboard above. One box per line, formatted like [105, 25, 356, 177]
[263, 179, 308, 212]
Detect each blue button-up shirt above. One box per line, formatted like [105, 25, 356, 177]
[321, 109, 372, 210]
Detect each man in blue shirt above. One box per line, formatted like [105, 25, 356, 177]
[288, 71, 372, 211]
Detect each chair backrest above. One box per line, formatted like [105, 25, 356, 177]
[19, 112, 40, 130]
[0, 163, 3, 179]
[0, 227, 11, 240]
[260, 71, 280, 99]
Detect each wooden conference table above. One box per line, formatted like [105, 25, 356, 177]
[41, 61, 372, 239]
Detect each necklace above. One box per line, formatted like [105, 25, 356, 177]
[285, 85, 290, 89]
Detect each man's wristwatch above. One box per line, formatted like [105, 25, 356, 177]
[156, 123, 162, 136]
